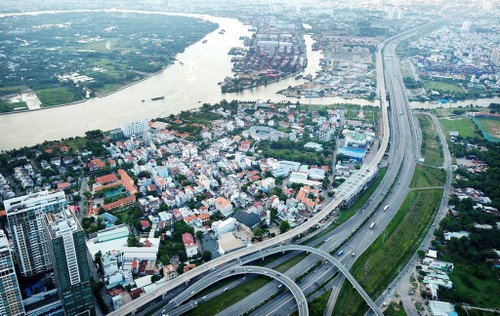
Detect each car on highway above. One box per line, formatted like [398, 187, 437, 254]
[337, 250, 344, 257]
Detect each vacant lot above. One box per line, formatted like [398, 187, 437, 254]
[422, 81, 464, 95]
[473, 117, 500, 141]
[334, 189, 443, 316]
[439, 117, 480, 139]
[0, 100, 28, 113]
[410, 164, 446, 188]
[36, 87, 82, 107]
[417, 114, 444, 166]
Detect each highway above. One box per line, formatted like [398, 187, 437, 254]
[225, 19, 422, 316]
[112, 11, 463, 316]
[110, 99, 388, 316]
[225, 17, 429, 316]
[163, 245, 383, 316]
[156, 265, 309, 316]
[376, 112, 453, 315]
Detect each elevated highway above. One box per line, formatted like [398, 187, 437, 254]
[162, 265, 308, 316]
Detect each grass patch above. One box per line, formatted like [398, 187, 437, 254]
[309, 289, 332, 316]
[431, 107, 488, 118]
[301, 167, 388, 245]
[422, 80, 464, 95]
[473, 117, 500, 141]
[274, 253, 308, 273]
[417, 114, 444, 166]
[333, 188, 444, 316]
[384, 302, 407, 316]
[438, 254, 500, 308]
[409, 164, 446, 188]
[400, 62, 413, 79]
[36, 87, 82, 107]
[188, 275, 271, 316]
[439, 117, 480, 139]
[0, 99, 28, 113]
[0, 85, 28, 97]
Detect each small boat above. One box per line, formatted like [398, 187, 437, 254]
[151, 96, 165, 101]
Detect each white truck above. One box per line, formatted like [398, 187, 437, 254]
[369, 222, 375, 229]
[383, 204, 389, 212]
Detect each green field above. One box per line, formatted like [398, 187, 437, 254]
[422, 81, 465, 95]
[473, 117, 500, 141]
[275, 253, 308, 273]
[0, 99, 28, 113]
[333, 188, 444, 316]
[309, 290, 332, 316]
[439, 117, 481, 139]
[409, 164, 446, 188]
[189, 275, 271, 316]
[36, 87, 83, 107]
[0, 85, 29, 97]
[440, 255, 500, 309]
[417, 114, 444, 166]
[400, 62, 413, 79]
[384, 303, 408, 316]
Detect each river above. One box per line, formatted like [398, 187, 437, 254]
[410, 97, 500, 109]
[0, 9, 378, 150]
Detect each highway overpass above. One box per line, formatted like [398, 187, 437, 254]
[162, 265, 308, 316]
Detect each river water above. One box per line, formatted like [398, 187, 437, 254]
[0, 9, 378, 151]
[410, 97, 500, 109]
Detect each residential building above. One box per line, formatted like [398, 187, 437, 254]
[490, 48, 500, 66]
[0, 230, 25, 316]
[44, 210, 95, 316]
[428, 300, 456, 316]
[121, 120, 149, 138]
[214, 197, 233, 217]
[181, 233, 198, 258]
[4, 191, 67, 276]
[217, 233, 246, 255]
[211, 217, 236, 236]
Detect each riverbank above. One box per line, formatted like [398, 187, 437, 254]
[0, 10, 219, 115]
[0, 9, 370, 151]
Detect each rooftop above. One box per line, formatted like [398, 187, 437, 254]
[45, 209, 81, 238]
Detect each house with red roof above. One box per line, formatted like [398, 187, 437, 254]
[87, 158, 106, 172]
[214, 197, 233, 217]
[140, 220, 150, 230]
[181, 233, 198, 258]
[57, 182, 70, 191]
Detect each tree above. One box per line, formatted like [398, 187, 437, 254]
[196, 231, 203, 240]
[127, 235, 141, 247]
[279, 220, 291, 234]
[417, 250, 426, 259]
[253, 227, 264, 238]
[202, 250, 212, 262]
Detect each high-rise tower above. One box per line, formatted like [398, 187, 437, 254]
[0, 230, 25, 316]
[4, 191, 67, 277]
[44, 210, 95, 316]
